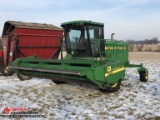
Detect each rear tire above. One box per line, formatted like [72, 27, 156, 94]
[99, 80, 121, 93]
[17, 72, 31, 81]
[139, 71, 148, 82]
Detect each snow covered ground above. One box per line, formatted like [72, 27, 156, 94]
[0, 52, 160, 120]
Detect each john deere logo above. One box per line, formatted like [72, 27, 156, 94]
[107, 66, 111, 72]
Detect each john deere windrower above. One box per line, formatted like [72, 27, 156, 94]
[11, 20, 148, 92]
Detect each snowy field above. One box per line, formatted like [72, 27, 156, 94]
[0, 52, 160, 120]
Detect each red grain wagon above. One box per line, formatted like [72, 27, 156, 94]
[0, 37, 3, 63]
[0, 21, 63, 75]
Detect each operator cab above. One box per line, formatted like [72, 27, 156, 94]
[61, 20, 104, 58]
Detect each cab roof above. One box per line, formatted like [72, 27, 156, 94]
[61, 20, 104, 27]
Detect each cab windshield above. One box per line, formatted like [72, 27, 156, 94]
[65, 24, 104, 57]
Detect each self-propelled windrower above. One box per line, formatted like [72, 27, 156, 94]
[11, 20, 148, 92]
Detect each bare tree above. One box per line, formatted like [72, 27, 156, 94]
[136, 44, 144, 51]
[126, 39, 135, 51]
[151, 37, 159, 44]
[144, 37, 159, 44]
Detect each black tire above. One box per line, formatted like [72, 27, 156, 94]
[17, 72, 31, 81]
[99, 80, 121, 93]
[3, 71, 14, 76]
[0, 64, 5, 76]
[52, 80, 66, 84]
[0, 65, 14, 76]
[139, 71, 148, 82]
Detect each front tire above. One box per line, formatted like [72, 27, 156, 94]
[139, 71, 148, 82]
[52, 80, 66, 84]
[100, 80, 121, 93]
[17, 72, 31, 81]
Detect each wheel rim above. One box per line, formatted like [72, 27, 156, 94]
[111, 82, 118, 88]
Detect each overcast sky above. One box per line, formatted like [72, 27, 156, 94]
[0, 0, 160, 40]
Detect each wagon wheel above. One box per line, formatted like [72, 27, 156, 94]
[3, 70, 14, 76]
[139, 71, 148, 82]
[99, 79, 121, 93]
[17, 72, 31, 81]
[0, 64, 5, 76]
[0, 65, 14, 76]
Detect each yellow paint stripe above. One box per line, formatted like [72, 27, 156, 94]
[105, 47, 113, 50]
[105, 67, 125, 77]
[105, 46, 126, 50]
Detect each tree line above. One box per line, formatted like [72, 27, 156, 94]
[126, 37, 160, 52]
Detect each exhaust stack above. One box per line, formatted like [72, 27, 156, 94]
[111, 33, 115, 40]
